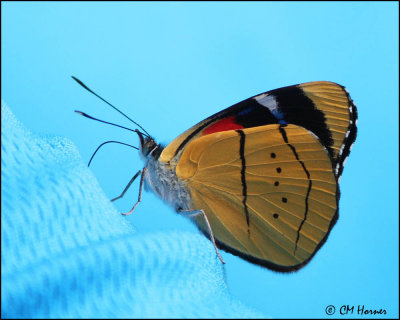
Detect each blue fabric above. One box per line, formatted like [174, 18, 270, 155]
[1, 102, 264, 318]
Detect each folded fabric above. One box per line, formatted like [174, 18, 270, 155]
[1, 101, 264, 318]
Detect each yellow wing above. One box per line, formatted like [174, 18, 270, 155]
[176, 124, 338, 271]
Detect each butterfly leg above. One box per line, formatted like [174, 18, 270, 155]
[121, 167, 147, 216]
[111, 170, 142, 202]
[178, 209, 225, 265]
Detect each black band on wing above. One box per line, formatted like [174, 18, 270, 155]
[236, 129, 250, 237]
[173, 99, 277, 158]
[174, 85, 334, 161]
[270, 86, 334, 159]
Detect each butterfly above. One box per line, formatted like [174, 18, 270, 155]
[74, 78, 357, 272]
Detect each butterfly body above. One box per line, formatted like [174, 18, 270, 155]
[141, 142, 191, 212]
[134, 81, 357, 272]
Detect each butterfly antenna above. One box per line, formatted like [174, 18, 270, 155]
[72, 76, 151, 137]
[75, 110, 144, 135]
[88, 140, 138, 167]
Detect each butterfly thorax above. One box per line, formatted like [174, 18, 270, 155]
[140, 135, 192, 212]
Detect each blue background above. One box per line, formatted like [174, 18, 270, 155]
[2, 2, 399, 318]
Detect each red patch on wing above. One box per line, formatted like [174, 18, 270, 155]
[202, 116, 244, 135]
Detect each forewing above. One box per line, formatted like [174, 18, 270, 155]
[161, 81, 356, 180]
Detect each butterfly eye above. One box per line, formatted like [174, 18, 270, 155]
[142, 139, 160, 158]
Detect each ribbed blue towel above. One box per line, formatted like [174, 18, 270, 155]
[1, 102, 264, 318]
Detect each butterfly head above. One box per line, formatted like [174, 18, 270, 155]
[135, 129, 162, 160]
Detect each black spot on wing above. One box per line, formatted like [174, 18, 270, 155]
[278, 124, 312, 256]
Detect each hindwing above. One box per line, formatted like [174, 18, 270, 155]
[175, 124, 338, 271]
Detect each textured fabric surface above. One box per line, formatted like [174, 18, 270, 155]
[1, 102, 263, 318]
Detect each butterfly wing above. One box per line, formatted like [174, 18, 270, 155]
[161, 81, 357, 180]
[175, 124, 338, 271]
[296, 82, 357, 178]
